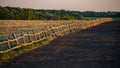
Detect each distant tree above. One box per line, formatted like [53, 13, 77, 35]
[113, 12, 120, 18]
[79, 15, 85, 20]
[0, 6, 11, 19]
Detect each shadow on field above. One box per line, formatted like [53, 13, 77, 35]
[1, 21, 120, 68]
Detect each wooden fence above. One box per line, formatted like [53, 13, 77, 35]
[0, 18, 112, 53]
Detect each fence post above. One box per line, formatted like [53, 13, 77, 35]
[28, 32, 32, 42]
[21, 32, 25, 44]
[37, 30, 40, 40]
[12, 32, 19, 45]
[33, 31, 37, 41]
[5, 37, 11, 49]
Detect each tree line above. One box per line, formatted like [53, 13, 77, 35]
[0, 6, 120, 20]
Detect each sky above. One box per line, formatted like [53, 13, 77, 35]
[0, 0, 120, 12]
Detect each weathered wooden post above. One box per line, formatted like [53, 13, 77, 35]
[21, 32, 25, 44]
[5, 37, 11, 49]
[12, 32, 19, 45]
[28, 32, 32, 42]
[37, 30, 40, 40]
[33, 31, 37, 41]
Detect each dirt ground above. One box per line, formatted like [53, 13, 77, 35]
[1, 21, 120, 68]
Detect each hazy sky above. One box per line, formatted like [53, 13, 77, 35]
[0, 0, 120, 11]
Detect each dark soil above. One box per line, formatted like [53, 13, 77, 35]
[1, 21, 120, 68]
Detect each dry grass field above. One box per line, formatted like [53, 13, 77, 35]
[0, 20, 82, 35]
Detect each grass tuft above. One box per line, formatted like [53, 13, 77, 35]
[0, 53, 10, 63]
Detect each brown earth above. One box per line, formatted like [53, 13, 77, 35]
[1, 21, 120, 68]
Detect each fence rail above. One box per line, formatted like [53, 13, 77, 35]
[0, 18, 112, 53]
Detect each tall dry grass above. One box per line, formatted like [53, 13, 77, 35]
[0, 20, 81, 36]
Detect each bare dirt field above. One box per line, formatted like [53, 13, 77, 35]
[0, 21, 120, 68]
